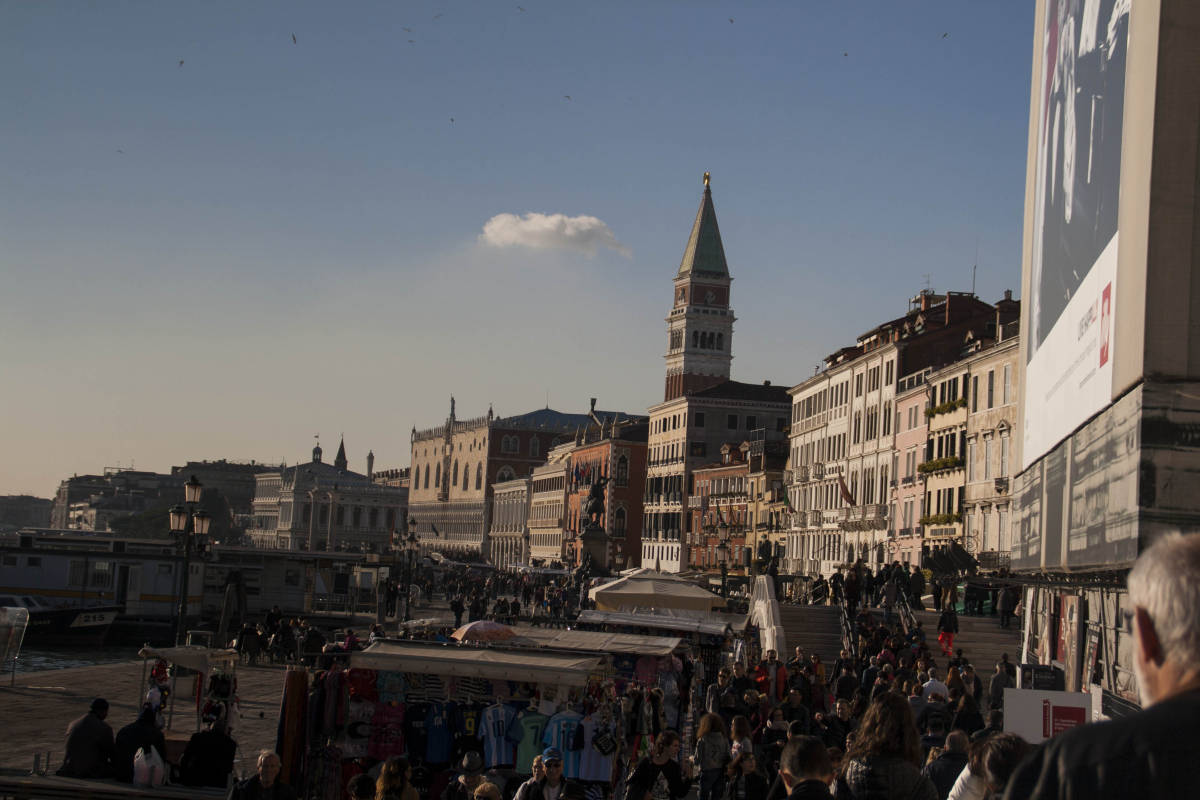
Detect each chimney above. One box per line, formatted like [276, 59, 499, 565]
[763, 380, 771, 386]
[945, 292, 951, 325]
[1004, 289, 1013, 301]
[367, 450, 375, 481]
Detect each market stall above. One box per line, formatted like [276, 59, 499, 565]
[588, 569, 727, 612]
[281, 640, 640, 800]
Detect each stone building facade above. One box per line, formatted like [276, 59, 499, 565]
[889, 369, 931, 565]
[563, 418, 648, 570]
[246, 439, 408, 553]
[488, 477, 530, 568]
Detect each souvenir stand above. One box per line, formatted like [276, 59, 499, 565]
[282, 640, 615, 800]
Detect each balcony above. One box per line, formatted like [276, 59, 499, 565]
[687, 496, 702, 509]
[994, 477, 1009, 494]
[812, 463, 825, 480]
[917, 456, 964, 475]
[810, 510, 823, 526]
[794, 465, 810, 483]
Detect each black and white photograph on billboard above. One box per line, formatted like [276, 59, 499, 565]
[1024, 0, 1130, 469]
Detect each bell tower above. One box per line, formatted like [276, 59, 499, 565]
[664, 172, 735, 401]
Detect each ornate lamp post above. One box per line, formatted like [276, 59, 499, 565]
[716, 536, 729, 599]
[170, 475, 211, 645]
[402, 518, 419, 621]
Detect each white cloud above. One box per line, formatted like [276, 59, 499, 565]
[479, 212, 631, 257]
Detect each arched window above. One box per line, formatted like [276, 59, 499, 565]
[616, 455, 629, 486]
[692, 331, 699, 348]
[475, 463, 483, 490]
[435, 463, 441, 487]
[463, 463, 470, 490]
[530, 437, 540, 457]
[497, 466, 516, 482]
[423, 465, 429, 489]
[614, 507, 626, 534]
[452, 460, 459, 486]
[716, 332, 724, 350]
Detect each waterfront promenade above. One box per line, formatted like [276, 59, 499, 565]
[0, 659, 288, 781]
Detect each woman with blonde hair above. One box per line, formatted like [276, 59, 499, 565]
[375, 756, 418, 800]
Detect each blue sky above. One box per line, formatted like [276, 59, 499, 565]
[1, 2, 1034, 497]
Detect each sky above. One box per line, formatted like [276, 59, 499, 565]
[1, 2, 1035, 498]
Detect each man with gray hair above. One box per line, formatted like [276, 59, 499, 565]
[1004, 533, 1200, 799]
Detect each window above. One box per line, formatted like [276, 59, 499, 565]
[369, 508, 379, 528]
[984, 438, 993, 480]
[452, 460, 459, 486]
[435, 464, 441, 487]
[885, 360, 893, 386]
[852, 412, 862, 444]
[982, 510, 991, 548]
[694, 412, 705, 427]
[717, 332, 724, 350]
[691, 442, 707, 457]
[855, 374, 864, 397]
[747, 416, 757, 430]
[987, 370, 995, 409]
[476, 463, 483, 489]
[463, 463, 470, 490]
[1003, 364, 1012, 405]
[497, 466, 516, 482]
[530, 437, 540, 457]
[727, 414, 738, 430]
[972, 376, 979, 412]
[1000, 436, 1009, 478]
[776, 417, 787, 432]
[26, 556, 41, 568]
[423, 465, 430, 489]
[967, 440, 976, 482]
[692, 331, 699, 348]
[616, 455, 629, 486]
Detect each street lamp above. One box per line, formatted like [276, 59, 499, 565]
[402, 518, 419, 621]
[716, 537, 729, 599]
[171, 475, 211, 645]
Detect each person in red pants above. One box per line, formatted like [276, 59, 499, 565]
[937, 607, 959, 656]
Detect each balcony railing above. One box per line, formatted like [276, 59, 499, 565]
[794, 465, 810, 482]
[812, 463, 825, 480]
[994, 477, 1010, 494]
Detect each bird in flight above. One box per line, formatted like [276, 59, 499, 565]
[433, 13, 442, 19]
[402, 27, 412, 32]
[563, 95, 571, 101]
[408, 39, 415, 43]
[843, 52, 848, 57]
[517, 6, 525, 11]
[449, 117, 455, 123]
[116, 149, 124, 154]
[729, 17, 734, 23]
[178, 59, 184, 67]
[292, 33, 297, 44]
[942, 32, 949, 38]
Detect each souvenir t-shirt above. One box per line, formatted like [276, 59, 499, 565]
[542, 710, 584, 779]
[510, 711, 549, 774]
[577, 715, 616, 783]
[452, 702, 485, 763]
[368, 702, 406, 760]
[377, 671, 408, 704]
[425, 701, 456, 764]
[482, 703, 517, 768]
[404, 701, 430, 760]
[338, 695, 375, 757]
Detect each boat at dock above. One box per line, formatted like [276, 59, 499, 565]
[0, 594, 119, 645]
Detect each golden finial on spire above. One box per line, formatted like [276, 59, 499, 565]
[703, 171, 711, 188]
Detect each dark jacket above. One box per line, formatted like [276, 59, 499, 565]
[722, 771, 769, 800]
[936, 611, 958, 634]
[179, 728, 237, 787]
[787, 779, 834, 799]
[523, 777, 585, 800]
[112, 710, 167, 783]
[921, 750, 968, 800]
[838, 756, 938, 800]
[58, 711, 115, 778]
[230, 776, 298, 800]
[1002, 686, 1200, 800]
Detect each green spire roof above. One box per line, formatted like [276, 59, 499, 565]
[677, 175, 729, 278]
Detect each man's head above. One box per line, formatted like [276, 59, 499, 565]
[473, 783, 502, 800]
[1127, 532, 1200, 705]
[778, 735, 833, 790]
[541, 748, 563, 785]
[834, 700, 851, 721]
[347, 774, 375, 800]
[795, 646, 804, 660]
[733, 662, 746, 676]
[787, 720, 806, 739]
[986, 709, 1003, 729]
[945, 730, 969, 754]
[717, 668, 731, 685]
[529, 755, 545, 780]
[766, 649, 778, 663]
[90, 698, 109, 720]
[257, 751, 281, 787]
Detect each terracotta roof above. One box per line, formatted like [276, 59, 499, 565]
[689, 380, 790, 404]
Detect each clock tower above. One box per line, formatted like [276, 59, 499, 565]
[664, 173, 735, 401]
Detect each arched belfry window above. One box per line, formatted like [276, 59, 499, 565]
[692, 331, 699, 348]
[717, 332, 724, 350]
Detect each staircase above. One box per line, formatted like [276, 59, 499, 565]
[913, 609, 1022, 673]
[778, 604, 844, 666]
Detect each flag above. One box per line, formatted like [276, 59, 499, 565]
[781, 492, 794, 511]
[838, 474, 856, 506]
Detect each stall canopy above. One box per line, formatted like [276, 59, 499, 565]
[589, 569, 726, 612]
[509, 627, 682, 656]
[137, 645, 238, 673]
[350, 641, 601, 686]
[576, 609, 732, 637]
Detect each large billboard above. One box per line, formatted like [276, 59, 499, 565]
[1023, 0, 1130, 469]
